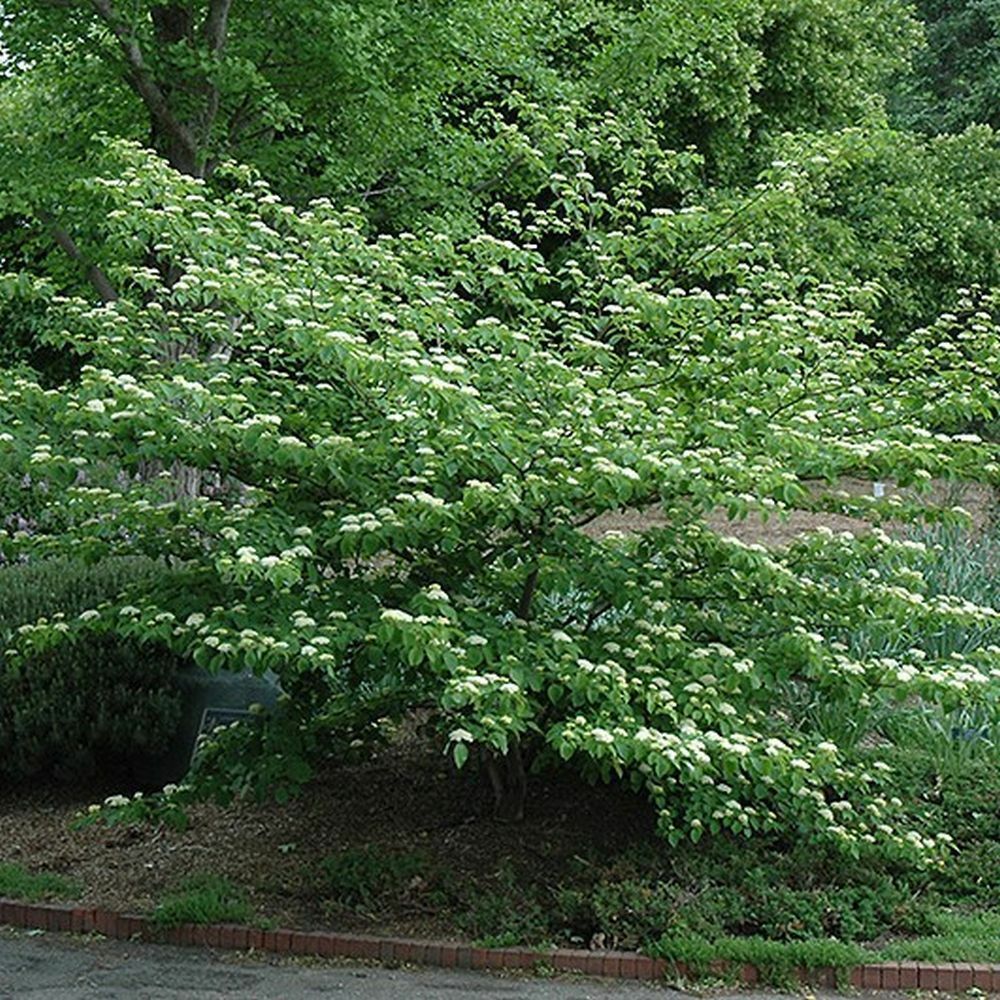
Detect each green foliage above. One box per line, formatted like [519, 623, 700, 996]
[152, 874, 254, 928]
[0, 0, 920, 217]
[0, 0, 989, 385]
[185, 705, 316, 807]
[885, 750, 1000, 907]
[456, 862, 553, 947]
[0, 557, 185, 783]
[319, 751, 1000, 955]
[81, 688, 389, 825]
[805, 520, 1000, 752]
[0, 636, 183, 783]
[0, 137, 998, 857]
[876, 910, 1000, 962]
[0, 556, 165, 630]
[317, 847, 429, 914]
[0, 862, 81, 902]
[183, 679, 394, 807]
[922, 523, 1000, 598]
[892, 0, 1000, 134]
[0, 0, 997, 959]
[73, 786, 192, 832]
[545, 835, 935, 950]
[671, 124, 1000, 339]
[651, 933, 865, 987]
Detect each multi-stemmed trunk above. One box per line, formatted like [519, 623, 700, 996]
[482, 563, 539, 822]
[485, 740, 527, 823]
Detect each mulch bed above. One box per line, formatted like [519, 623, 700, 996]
[0, 737, 658, 938]
[591, 478, 996, 545]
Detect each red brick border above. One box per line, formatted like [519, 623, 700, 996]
[2, 898, 999, 989]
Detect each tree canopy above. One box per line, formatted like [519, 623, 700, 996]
[2, 137, 999, 854]
[892, 0, 1000, 134]
[1, 0, 920, 224]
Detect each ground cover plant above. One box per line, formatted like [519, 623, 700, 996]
[0, 862, 80, 903]
[151, 873, 254, 928]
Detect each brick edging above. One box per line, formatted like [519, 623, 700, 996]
[2, 899, 999, 991]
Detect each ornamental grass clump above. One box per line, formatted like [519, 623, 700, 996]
[0, 133, 998, 861]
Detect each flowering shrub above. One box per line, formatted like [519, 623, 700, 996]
[78, 785, 192, 832]
[1, 135, 999, 859]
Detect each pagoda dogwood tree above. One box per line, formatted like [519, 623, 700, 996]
[2, 137, 999, 858]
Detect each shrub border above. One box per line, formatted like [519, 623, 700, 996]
[2, 898, 1000, 990]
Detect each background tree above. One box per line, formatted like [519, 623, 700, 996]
[891, 0, 1000, 133]
[1, 0, 921, 300]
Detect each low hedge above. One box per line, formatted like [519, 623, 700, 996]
[0, 556, 186, 784]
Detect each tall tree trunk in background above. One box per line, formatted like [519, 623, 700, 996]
[91, 0, 234, 179]
[485, 740, 527, 823]
[85, 1, 237, 498]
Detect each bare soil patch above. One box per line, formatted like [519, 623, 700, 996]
[586, 478, 995, 545]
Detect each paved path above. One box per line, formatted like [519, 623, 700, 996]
[0, 928, 913, 1000]
[0, 929, 683, 1000]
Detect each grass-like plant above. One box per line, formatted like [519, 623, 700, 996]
[151, 874, 253, 928]
[806, 519, 1000, 756]
[0, 862, 81, 902]
[875, 910, 1000, 963]
[651, 932, 866, 987]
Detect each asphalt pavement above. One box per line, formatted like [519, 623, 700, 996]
[0, 928, 684, 1000]
[0, 928, 911, 1000]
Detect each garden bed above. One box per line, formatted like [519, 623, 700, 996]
[2, 724, 1000, 976]
[0, 735, 657, 940]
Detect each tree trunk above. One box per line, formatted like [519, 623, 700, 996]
[479, 565, 541, 822]
[485, 740, 527, 823]
[149, 5, 201, 175]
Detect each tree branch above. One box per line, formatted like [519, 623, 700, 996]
[89, 0, 199, 171]
[516, 565, 540, 621]
[192, 0, 235, 155]
[203, 0, 234, 52]
[37, 210, 119, 304]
